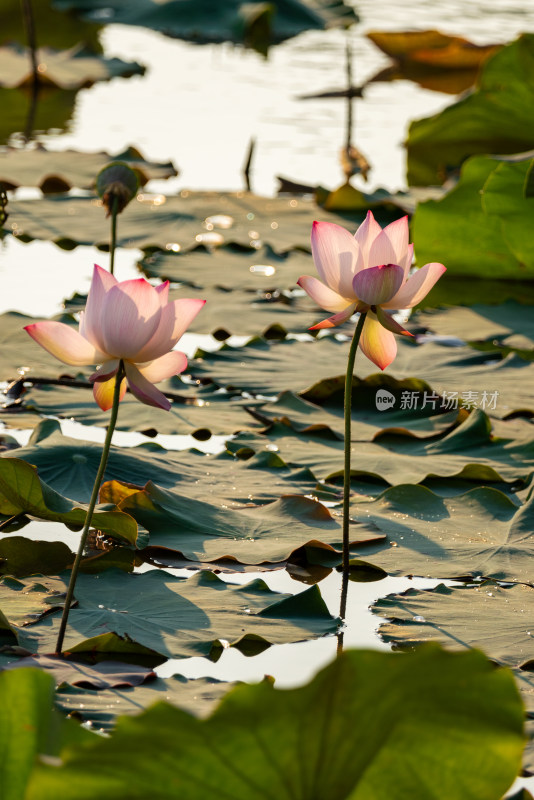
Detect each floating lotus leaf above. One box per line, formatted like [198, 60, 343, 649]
[228, 409, 534, 487]
[25, 646, 524, 800]
[0, 44, 144, 90]
[365, 31, 499, 95]
[22, 381, 263, 437]
[304, 343, 534, 420]
[372, 582, 534, 669]
[4, 421, 186, 501]
[414, 302, 534, 354]
[0, 656, 154, 689]
[255, 389, 463, 442]
[413, 154, 534, 281]
[8, 419, 328, 507]
[166, 283, 319, 337]
[0, 457, 138, 544]
[102, 480, 383, 565]
[0, 145, 177, 192]
[0, 537, 73, 578]
[6, 191, 392, 253]
[367, 30, 499, 69]
[53, 0, 358, 52]
[350, 484, 534, 582]
[55, 674, 237, 730]
[407, 34, 534, 186]
[4, 570, 338, 660]
[0, 574, 67, 632]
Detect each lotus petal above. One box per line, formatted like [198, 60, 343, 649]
[138, 351, 188, 383]
[384, 262, 446, 309]
[311, 221, 360, 298]
[100, 279, 162, 359]
[359, 312, 397, 370]
[135, 299, 206, 363]
[309, 304, 356, 330]
[125, 362, 171, 410]
[297, 276, 350, 312]
[24, 321, 105, 366]
[353, 264, 404, 306]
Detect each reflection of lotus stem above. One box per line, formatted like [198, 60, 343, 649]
[340, 311, 367, 620]
[110, 195, 119, 275]
[55, 361, 125, 655]
[21, 0, 38, 87]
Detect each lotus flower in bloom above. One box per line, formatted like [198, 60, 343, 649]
[297, 212, 446, 369]
[25, 265, 205, 411]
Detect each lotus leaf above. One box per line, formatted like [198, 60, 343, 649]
[6, 191, 398, 253]
[350, 484, 534, 582]
[3, 570, 338, 659]
[413, 154, 534, 281]
[0, 45, 144, 90]
[103, 480, 383, 565]
[52, 0, 358, 52]
[0, 145, 177, 192]
[373, 582, 534, 668]
[0, 457, 137, 544]
[25, 646, 524, 800]
[407, 34, 534, 185]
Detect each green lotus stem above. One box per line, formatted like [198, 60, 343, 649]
[340, 311, 367, 620]
[55, 361, 125, 655]
[109, 194, 119, 275]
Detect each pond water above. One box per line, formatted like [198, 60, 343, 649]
[3, 0, 534, 794]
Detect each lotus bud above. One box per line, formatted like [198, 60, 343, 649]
[96, 162, 139, 217]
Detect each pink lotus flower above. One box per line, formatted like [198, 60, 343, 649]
[25, 265, 205, 411]
[298, 211, 446, 369]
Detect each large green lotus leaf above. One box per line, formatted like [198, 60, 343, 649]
[350, 484, 534, 582]
[303, 344, 534, 420]
[414, 276, 534, 309]
[55, 674, 237, 730]
[0, 86, 77, 146]
[9, 570, 338, 659]
[140, 244, 314, 291]
[105, 480, 383, 565]
[0, 45, 144, 90]
[373, 582, 534, 670]
[255, 389, 463, 442]
[412, 154, 534, 280]
[229, 409, 534, 487]
[407, 34, 534, 186]
[6, 421, 187, 501]
[7, 191, 388, 253]
[0, 0, 101, 52]
[22, 381, 262, 437]
[9, 419, 327, 506]
[52, 0, 357, 50]
[0, 669, 94, 800]
[0, 458, 138, 544]
[26, 646, 524, 800]
[190, 335, 534, 417]
[0, 145, 177, 192]
[415, 302, 534, 354]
